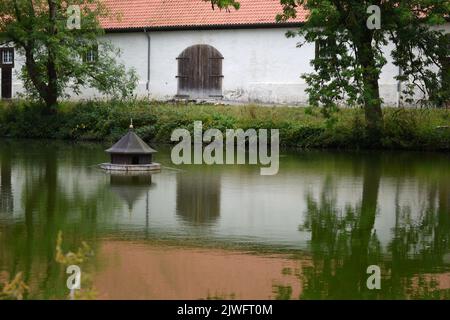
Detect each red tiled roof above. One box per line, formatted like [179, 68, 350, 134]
[100, 0, 307, 30]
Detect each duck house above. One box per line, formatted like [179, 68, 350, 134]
[100, 124, 161, 172]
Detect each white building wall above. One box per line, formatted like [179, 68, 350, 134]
[4, 23, 449, 105]
[102, 27, 444, 106]
[101, 28, 315, 104]
[150, 28, 314, 104]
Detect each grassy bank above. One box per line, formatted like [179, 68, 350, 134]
[0, 100, 449, 150]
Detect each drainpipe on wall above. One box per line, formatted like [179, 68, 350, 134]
[144, 29, 151, 99]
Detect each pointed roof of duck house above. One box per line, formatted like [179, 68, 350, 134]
[106, 129, 157, 154]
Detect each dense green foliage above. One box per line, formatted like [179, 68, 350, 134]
[208, 0, 240, 10]
[0, 100, 449, 150]
[203, 1, 450, 143]
[0, 0, 138, 111]
[278, 1, 450, 104]
[276, 0, 450, 138]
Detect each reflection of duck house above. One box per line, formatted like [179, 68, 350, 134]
[100, 124, 161, 172]
[110, 174, 154, 211]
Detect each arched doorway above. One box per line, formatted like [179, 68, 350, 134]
[176, 44, 223, 99]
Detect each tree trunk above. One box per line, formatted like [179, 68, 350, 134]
[43, 89, 58, 114]
[362, 67, 383, 136]
[44, 0, 59, 114]
[24, 48, 49, 101]
[20, 2, 58, 114]
[24, 44, 58, 114]
[357, 37, 384, 144]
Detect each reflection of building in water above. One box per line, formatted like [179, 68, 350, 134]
[109, 174, 154, 212]
[176, 170, 221, 225]
[0, 145, 13, 214]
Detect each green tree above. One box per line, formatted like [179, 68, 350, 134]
[0, 0, 138, 113]
[276, 0, 449, 141]
[208, 0, 240, 10]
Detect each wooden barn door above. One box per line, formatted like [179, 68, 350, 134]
[177, 45, 223, 99]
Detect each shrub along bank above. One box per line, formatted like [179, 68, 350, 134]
[0, 100, 449, 150]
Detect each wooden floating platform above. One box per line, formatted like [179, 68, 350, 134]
[100, 163, 161, 172]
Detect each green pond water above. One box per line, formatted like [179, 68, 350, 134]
[0, 139, 449, 300]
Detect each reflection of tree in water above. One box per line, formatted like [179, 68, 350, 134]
[0, 141, 115, 299]
[386, 176, 450, 299]
[297, 157, 383, 300]
[286, 155, 450, 300]
[176, 169, 221, 225]
[0, 141, 13, 214]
